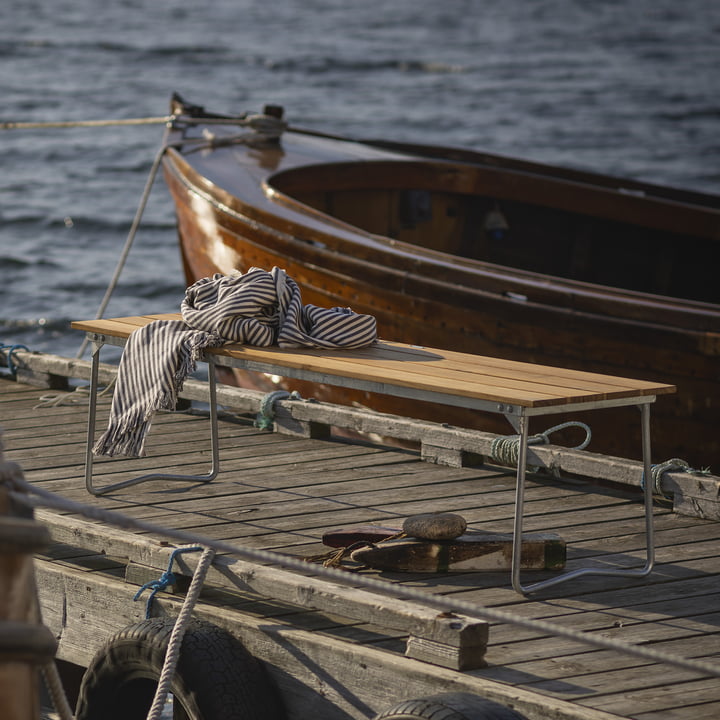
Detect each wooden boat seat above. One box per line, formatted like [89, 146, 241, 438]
[73, 313, 676, 595]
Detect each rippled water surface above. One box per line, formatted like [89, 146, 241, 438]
[3, 0, 719, 359]
[5, 3, 720, 716]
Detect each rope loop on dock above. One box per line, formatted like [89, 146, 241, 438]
[255, 389, 302, 430]
[133, 545, 205, 618]
[490, 420, 592, 470]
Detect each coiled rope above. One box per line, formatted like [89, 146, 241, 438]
[4, 467, 719, 680]
[490, 420, 592, 469]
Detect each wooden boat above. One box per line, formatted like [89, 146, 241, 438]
[161, 95, 720, 468]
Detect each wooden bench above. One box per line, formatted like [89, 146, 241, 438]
[73, 314, 676, 594]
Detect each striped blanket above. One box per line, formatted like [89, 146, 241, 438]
[93, 267, 377, 457]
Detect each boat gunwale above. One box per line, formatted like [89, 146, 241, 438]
[161, 145, 720, 335]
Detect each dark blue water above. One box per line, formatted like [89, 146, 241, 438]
[2, 0, 719, 360]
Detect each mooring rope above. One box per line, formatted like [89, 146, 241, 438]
[42, 660, 75, 720]
[69, 112, 286, 361]
[32, 591, 75, 720]
[641, 457, 711, 501]
[0, 116, 174, 130]
[4, 467, 719, 680]
[490, 420, 592, 470]
[0, 112, 287, 133]
[133, 545, 205, 619]
[74, 134, 172, 360]
[146, 546, 216, 720]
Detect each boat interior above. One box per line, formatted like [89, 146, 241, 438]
[270, 160, 718, 305]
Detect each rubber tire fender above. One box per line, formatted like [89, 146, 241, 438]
[75, 617, 285, 720]
[374, 692, 528, 720]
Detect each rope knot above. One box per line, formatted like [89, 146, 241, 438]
[133, 546, 204, 618]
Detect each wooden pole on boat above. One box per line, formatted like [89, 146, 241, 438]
[0, 444, 56, 720]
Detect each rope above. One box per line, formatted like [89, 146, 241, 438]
[145, 546, 216, 720]
[42, 661, 75, 720]
[0, 117, 173, 130]
[0, 344, 30, 375]
[75, 134, 172, 359]
[641, 458, 712, 501]
[133, 546, 204, 618]
[254, 390, 302, 430]
[33, 378, 116, 409]
[0, 112, 287, 133]
[305, 532, 407, 568]
[31, 581, 75, 720]
[490, 421, 592, 470]
[72, 112, 287, 361]
[5, 470, 720, 680]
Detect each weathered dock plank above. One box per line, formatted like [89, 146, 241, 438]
[2, 371, 720, 720]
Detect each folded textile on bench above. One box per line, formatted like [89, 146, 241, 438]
[93, 267, 377, 457]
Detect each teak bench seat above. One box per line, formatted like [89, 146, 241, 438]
[72, 314, 676, 594]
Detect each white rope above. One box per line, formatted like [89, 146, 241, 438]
[42, 661, 75, 720]
[27, 566, 76, 720]
[72, 112, 286, 361]
[0, 117, 172, 130]
[4, 469, 719, 680]
[33, 378, 116, 409]
[32, 586, 76, 720]
[0, 113, 285, 132]
[75, 135, 171, 359]
[146, 546, 216, 720]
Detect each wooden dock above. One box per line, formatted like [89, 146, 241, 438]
[2, 358, 720, 720]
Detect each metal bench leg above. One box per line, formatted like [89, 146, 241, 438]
[85, 346, 220, 496]
[511, 402, 655, 595]
[84, 338, 103, 495]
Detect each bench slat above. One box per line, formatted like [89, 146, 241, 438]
[71, 316, 676, 410]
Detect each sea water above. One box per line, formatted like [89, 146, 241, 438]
[2, 1, 719, 714]
[2, 0, 719, 363]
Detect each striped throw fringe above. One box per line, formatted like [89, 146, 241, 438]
[93, 267, 377, 457]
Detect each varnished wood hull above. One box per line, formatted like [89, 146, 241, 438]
[161, 97, 720, 467]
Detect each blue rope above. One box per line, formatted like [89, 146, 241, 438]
[0, 344, 30, 376]
[133, 546, 203, 618]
